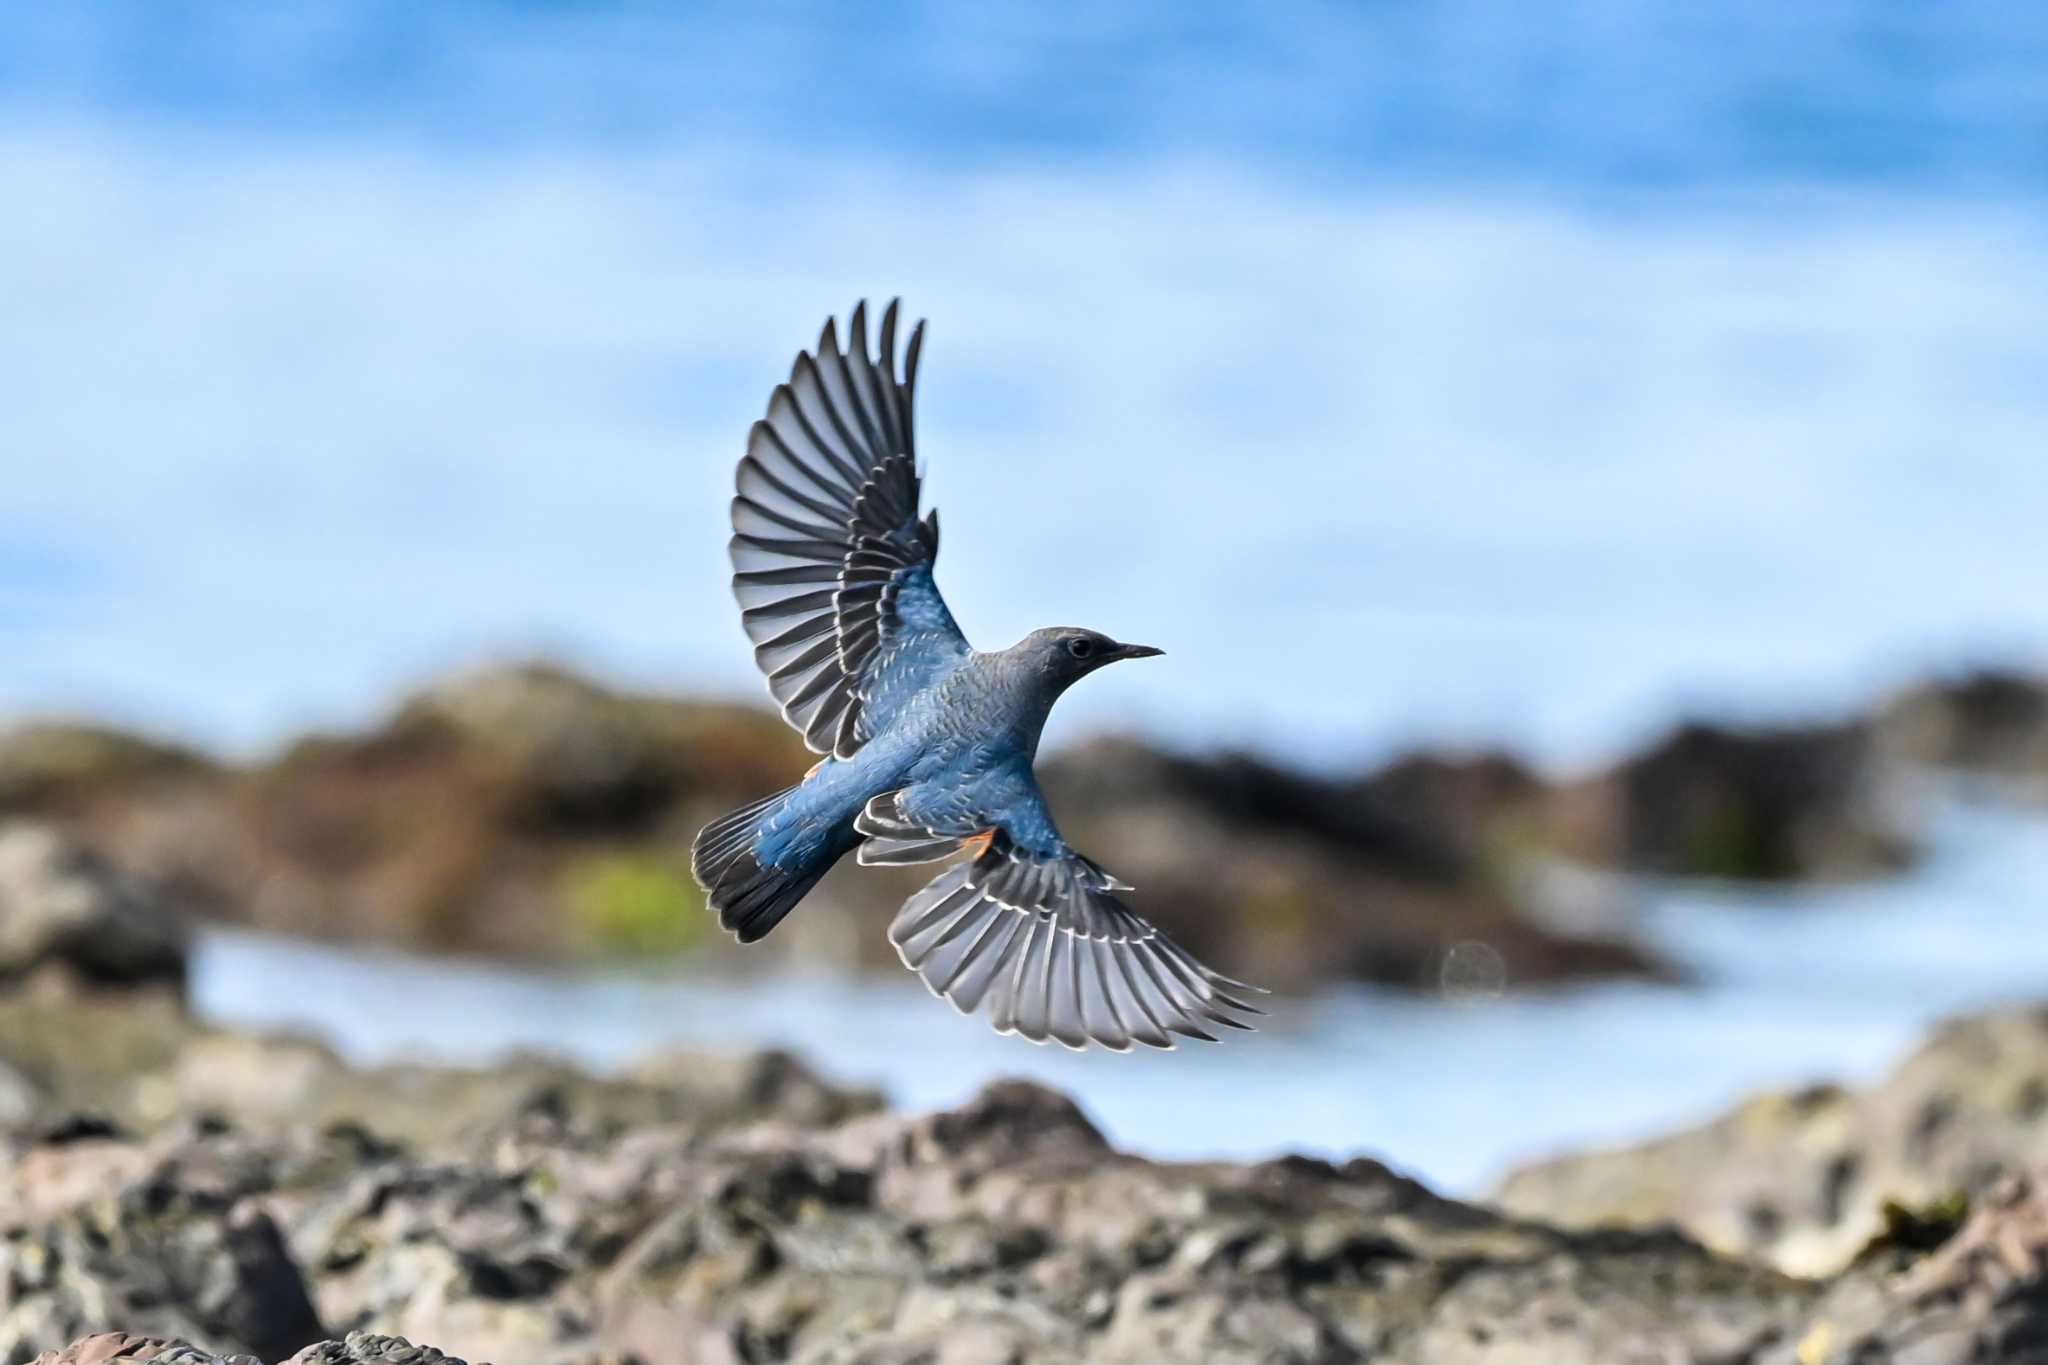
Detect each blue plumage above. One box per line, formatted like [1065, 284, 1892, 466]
[692, 301, 1263, 1051]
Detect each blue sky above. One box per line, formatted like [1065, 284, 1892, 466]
[4, 2, 2046, 768]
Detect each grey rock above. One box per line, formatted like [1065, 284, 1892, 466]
[0, 992, 880, 1149]
[17, 1002, 2048, 1363]
[1496, 1003, 2048, 1276]
[1753, 1169, 2048, 1365]
[283, 1332, 473, 1365]
[0, 1175, 322, 1362]
[0, 1073, 1816, 1365]
[28, 1333, 259, 1365]
[0, 823, 187, 991]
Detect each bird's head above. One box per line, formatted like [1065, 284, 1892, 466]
[1013, 627, 1164, 690]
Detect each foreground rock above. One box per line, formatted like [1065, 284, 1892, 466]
[0, 1076, 1810, 1363]
[9, 993, 2048, 1361]
[0, 993, 879, 1153]
[32, 1333, 475, 1365]
[1495, 1003, 2048, 1278]
[1758, 1169, 2048, 1365]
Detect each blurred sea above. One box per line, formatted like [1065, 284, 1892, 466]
[3, 1, 2046, 770]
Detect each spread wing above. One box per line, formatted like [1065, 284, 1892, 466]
[730, 300, 970, 758]
[855, 777, 1265, 1051]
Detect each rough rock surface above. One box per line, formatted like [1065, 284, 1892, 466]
[30, 1333, 469, 1365]
[0, 994, 879, 1152]
[1753, 1169, 2048, 1365]
[0, 1075, 1812, 1365]
[1496, 1003, 2048, 1277]
[10, 996, 2048, 1362]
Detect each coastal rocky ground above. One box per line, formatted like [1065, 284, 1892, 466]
[4, 825, 2048, 1362]
[3, 980, 2048, 1362]
[3, 660, 2040, 999]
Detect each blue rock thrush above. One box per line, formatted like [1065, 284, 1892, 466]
[691, 301, 1265, 1050]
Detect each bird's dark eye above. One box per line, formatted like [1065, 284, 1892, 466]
[1066, 637, 1095, 660]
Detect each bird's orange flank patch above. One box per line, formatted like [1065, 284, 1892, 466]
[960, 829, 997, 858]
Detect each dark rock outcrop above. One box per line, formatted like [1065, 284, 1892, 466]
[1024, 737, 1659, 994]
[1609, 719, 1912, 880]
[1879, 669, 2048, 784]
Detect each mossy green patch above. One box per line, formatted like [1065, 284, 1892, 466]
[564, 852, 709, 957]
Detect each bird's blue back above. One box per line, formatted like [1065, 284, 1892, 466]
[755, 641, 1069, 871]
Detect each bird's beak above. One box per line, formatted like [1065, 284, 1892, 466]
[1112, 642, 1165, 660]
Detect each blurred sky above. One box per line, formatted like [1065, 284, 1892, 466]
[4, 1, 2046, 770]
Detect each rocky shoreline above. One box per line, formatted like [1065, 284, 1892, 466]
[2, 661, 2041, 998]
[2, 979, 2048, 1364]
[3, 664, 2047, 1361]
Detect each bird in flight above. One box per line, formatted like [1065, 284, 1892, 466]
[691, 301, 1264, 1050]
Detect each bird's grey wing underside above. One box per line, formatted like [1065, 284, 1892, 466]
[854, 787, 1265, 1051]
[730, 300, 970, 758]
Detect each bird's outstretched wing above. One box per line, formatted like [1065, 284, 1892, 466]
[855, 782, 1265, 1051]
[730, 300, 969, 758]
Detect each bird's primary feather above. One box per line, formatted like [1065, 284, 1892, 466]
[696, 300, 1266, 1051]
[858, 790, 1264, 1050]
[732, 300, 966, 759]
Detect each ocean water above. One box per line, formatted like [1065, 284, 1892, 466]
[192, 795, 2048, 1194]
[2, 1, 2045, 771]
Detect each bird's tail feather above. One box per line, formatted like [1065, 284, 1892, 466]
[691, 786, 831, 944]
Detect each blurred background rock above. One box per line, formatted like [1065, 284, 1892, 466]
[12, 661, 2041, 991]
